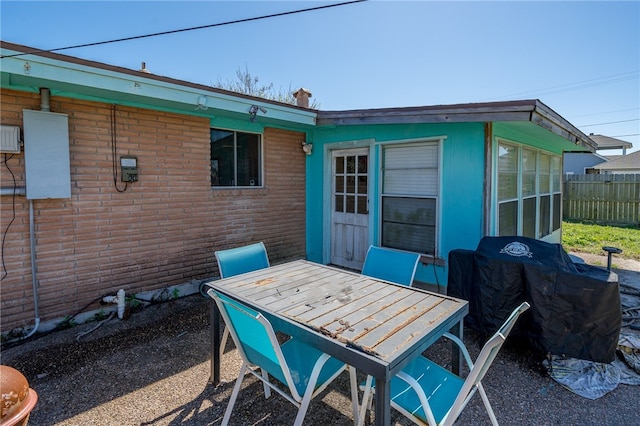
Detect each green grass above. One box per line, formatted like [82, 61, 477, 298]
[562, 220, 640, 260]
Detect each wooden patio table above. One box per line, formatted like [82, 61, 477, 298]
[205, 259, 468, 425]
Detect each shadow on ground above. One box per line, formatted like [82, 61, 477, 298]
[2, 256, 639, 425]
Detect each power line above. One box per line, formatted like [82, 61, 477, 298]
[482, 70, 639, 101]
[579, 118, 640, 127]
[0, 0, 367, 59]
[569, 107, 640, 118]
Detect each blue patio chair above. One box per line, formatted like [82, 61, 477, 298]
[361, 245, 421, 286]
[208, 289, 360, 426]
[213, 242, 270, 357]
[215, 241, 270, 279]
[358, 301, 530, 426]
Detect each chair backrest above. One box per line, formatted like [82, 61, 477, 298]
[215, 242, 270, 278]
[449, 301, 531, 421]
[208, 289, 297, 394]
[361, 245, 421, 286]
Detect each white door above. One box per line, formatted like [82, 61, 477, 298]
[331, 149, 369, 269]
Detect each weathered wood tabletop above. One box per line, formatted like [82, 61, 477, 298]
[206, 259, 468, 426]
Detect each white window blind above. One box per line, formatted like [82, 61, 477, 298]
[381, 142, 439, 254]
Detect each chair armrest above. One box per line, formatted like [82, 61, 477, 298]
[396, 370, 439, 426]
[442, 332, 474, 370]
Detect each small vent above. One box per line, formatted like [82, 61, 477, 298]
[1, 125, 21, 153]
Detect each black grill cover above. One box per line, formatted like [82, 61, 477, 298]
[448, 236, 621, 363]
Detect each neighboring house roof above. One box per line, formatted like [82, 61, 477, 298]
[1, 40, 596, 152]
[589, 134, 633, 151]
[592, 150, 640, 172]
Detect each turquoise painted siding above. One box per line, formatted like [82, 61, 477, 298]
[306, 123, 487, 286]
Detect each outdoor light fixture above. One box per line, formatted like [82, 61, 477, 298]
[249, 105, 267, 122]
[196, 95, 208, 110]
[302, 141, 313, 155]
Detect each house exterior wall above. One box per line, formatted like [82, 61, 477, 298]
[306, 122, 486, 286]
[0, 89, 306, 332]
[563, 152, 606, 175]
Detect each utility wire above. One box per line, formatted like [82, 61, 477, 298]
[609, 133, 639, 138]
[579, 118, 640, 127]
[0, 0, 367, 59]
[569, 107, 640, 118]
[481, 70, 639, 101]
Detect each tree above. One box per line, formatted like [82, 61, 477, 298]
[214, 65, 319, 109]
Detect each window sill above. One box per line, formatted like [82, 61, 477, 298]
[419, 254, 446, 267]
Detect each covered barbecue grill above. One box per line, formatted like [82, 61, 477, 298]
[448, 236, 621, 363]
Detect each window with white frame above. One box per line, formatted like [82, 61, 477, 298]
[210, 128, 262, 187]
[497, 141, 562, 238]
[381, 142, 439, 255]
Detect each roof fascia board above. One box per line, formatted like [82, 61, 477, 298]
[317, 100, 596, 152]
[317, 109, 533, 125]
[530, 100, 596, 151]
[0, 45, 316, 126]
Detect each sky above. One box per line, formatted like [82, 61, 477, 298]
[1, 1, 639, 154]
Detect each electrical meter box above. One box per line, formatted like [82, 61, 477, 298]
[120, 156, 138, 182]
[23, 110, 71, 200]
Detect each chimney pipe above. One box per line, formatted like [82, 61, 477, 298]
[293, 88, 312, 108]
[40, 88, 50, 112]
[139, 62, 150, 73]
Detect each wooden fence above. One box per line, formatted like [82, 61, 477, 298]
[563, 174, 640, 225]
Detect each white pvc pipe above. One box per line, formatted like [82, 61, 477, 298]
[117, 289, 126, 319]
[23, 200, 40, 339]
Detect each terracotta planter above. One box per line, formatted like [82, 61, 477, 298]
[0, 366, 38, 426]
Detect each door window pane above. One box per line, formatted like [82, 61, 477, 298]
[334, 153, 368, 216]
[346, 176, 356, 193]
[346, 195, 355, 213]
[357, 196, 368, 214]
[358, 175, 367, 194]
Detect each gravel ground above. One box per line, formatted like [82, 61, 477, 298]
[2, 254, 639, 426]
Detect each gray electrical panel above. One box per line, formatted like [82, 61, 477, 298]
[23, 110, 71, 200]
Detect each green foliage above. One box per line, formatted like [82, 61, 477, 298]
[91, 309, 109, 322]
[126, 294, 141, 308]
[56, 315, 77, 330]
[1, 328, 26, 342]
[562, 221, 640, 259]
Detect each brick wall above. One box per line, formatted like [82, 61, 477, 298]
[0, 89, 306, 332]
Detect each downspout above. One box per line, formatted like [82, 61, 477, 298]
[22, 88, 50, 339]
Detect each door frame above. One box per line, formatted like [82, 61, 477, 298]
[322, 139, 375, 265]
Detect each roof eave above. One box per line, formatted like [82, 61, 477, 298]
[0, 41, 317, 126]
[317, 99, 596, 152]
